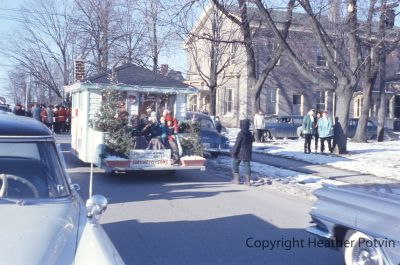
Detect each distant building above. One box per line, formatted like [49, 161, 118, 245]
[185, 5, 400, 128]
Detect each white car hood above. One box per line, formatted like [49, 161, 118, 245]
[0, 200, 80, 265]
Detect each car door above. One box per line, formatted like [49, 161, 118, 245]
[278, 117, 291, 138]
[274, 118, 286, 138]
[292, 117, 303, 137]
[366, 120, 377, 139]
[347, 119, 357, 138]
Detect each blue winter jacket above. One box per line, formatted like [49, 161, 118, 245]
[317, 117, 333, 138]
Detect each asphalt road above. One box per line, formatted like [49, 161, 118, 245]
[61, 144, 343, 265]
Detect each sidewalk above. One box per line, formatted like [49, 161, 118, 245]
[251, 152, 394, 185]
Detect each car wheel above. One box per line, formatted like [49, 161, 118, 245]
[261, 131, 271, 142]
[343, 230, 384, 265]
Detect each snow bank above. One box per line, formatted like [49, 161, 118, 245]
[254, 139, 400, 181]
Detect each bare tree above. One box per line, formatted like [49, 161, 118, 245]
[211, 0, 295, 116]
[183, 4, 242, 115]
[139, 0, 176, 73]
[7, 68, 28, 105]
[247, 0, 365, 153]
[4, 0, 76, 100]
[73, 0, 121, 74]
[113, 0, 148, 66]
[353, 0, 399, 142]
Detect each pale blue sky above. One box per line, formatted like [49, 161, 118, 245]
[0, 0, 187, 104]
[0, 0, 25, 102]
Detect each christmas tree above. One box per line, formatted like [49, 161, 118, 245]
[91, 87, 132, 157]
[179, 120, 204, 156]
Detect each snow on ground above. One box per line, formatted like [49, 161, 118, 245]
[226, 127, 400, 181]
[253, 139, 400, 181]
[208, 155, 341, 200]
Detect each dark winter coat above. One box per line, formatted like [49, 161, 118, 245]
[231, 119, 253, 161]
[215, 121, 222, 133]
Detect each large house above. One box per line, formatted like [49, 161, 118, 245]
[185, 4, 400, 128]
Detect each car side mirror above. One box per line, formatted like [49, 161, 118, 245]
[70, 183, 80, 191]
[86, 194, 108, 219]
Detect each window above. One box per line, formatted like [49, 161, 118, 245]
[266, 88, 277, 114]
[219, 87, 233, 115]
[395, 96, 400, 118]
[316, 91, 326, 111]
[386, 98, 390, 116]
[349, 119, 357, 127]
[354, 97, 363, 118]
[316, 46, 327, 67]
[367, 121, 375, 128]
[292, 94, 302, 115]
[199, 118, 215, 129]
[293, 94, 301, 105]
[266, 42, 281, 66]
[189, 95, 198, 112]
[0, 142, 70, 199]
[229, 43, 238, 65]
[224, 88, 233, 114]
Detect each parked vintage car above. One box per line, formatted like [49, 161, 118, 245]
[307, 183, 400, 265]
[257, 115, 304, 141]
[185, 111, 230, 157]
[0, 104, 10, 112]
[347, 118, 378, 140]
[0, 113, 125, 265]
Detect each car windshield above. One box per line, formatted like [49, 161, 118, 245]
[187, 114, 216, 129]
[0, 142, 70, 199]
[198, 118, 215, 129]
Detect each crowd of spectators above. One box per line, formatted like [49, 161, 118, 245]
[13, 103, 71, 134]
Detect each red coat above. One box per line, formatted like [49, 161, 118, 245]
[165, 115, 179, 134]
[40, 109, 47, 123]
[57, 108, 67, 122]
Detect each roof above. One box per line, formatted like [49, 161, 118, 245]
[185, 111, 211, 119]
[0, 113, 53, 137]
[85, 63, 189, 89]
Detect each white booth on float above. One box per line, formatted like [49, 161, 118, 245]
[64, 63, 204, 172]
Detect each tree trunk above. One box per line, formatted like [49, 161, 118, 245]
[376, 56, 386, 142]
[152, 20, 158, 74]
[209, 86, 217, 116]
[253, 89, 261, 114]
[353, 78, 373, 142]
[333, 81, 353, 154]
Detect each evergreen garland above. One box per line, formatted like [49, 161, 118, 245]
[179, 120, 204, 156]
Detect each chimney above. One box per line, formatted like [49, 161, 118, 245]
[74, 58, 85, 82]
[160, 64, 169, 76]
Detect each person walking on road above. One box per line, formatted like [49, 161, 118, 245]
[254, 111, 265, 142]
[302, 109, 315, 154]
[231, 119, 253, 185]
[318, 110, 334, 153]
